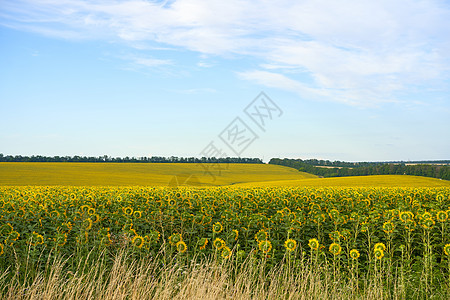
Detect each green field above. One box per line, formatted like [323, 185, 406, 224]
[238, 174, 450, 187]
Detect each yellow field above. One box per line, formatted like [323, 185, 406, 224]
[1, 162, 449, 187]
[238, 174, 450, 187]
[0, 162, 316, 186]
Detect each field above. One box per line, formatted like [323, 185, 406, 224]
[0, 162, 316, 186]
[239, 175, 450, 187]
[1, 163, 450, 298]
[1, 184, 450, 299]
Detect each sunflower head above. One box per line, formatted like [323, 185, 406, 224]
[213, 238, 225, 250]
[169, 233, 182, 246]
[255, 229, 268, 242]
[374, 248, 384, 260]
[199, 238, 208, 250]
[329, 243, 342, 256]
[132, 235, 145, 248]
[444, 244, 450, 256]
[259, 240, 272, 254]
[382, 221, 394, 234]
[232, 229, 239, 241]
[436, 211, 448, 223]
[421, 218, 435, 229]
[87, 207, 95, 215]
[284, 239, 297, 252]
[133, 211, 142, 219]
[374, 242, 386, 252]
[221, 246, 232, 259]
[308, 238, 319, 251]
[176, 241, 187, 253]
[123, 207, 133, 216]
[349, 249, 360, 260]
[212, 222, 223, 233]
[168, 199, 177, 207]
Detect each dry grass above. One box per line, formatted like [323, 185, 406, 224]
[0, 250, 426, 300]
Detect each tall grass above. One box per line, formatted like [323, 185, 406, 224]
[1, 246, 448, 299]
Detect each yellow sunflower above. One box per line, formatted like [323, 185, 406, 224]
[221, 246, 232, 259]
[169, 233, 182, 246]
[349, 249, 360, 260]
[199, 238, 208, 250]
[284, 239, 297, 252]
[176, 241, 187, 253]
[258, 240, 272, 254]
[436, 211, 448, 223]
[255, 229, 268, 242]
[132, 235, 145, 248]
[212, 222, 223, 234]
[213, 238, 225, 250]
[308, 238, 319, 251]
[329, 243, 342, 256]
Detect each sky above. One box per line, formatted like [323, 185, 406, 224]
[1, 0, 449, 162]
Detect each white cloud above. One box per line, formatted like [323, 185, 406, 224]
[1, 0, 449, 106]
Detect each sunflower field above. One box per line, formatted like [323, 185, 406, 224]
[1, 185, 450, 297]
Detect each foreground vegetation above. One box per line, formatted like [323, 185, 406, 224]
[1, 186, 450, 298]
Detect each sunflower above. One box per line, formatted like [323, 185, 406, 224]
[212, 222, 223, 234]
[199, 238, 208, 250]
[30, 231, 44, 246]
[382, 221, 394, 234]
[50, 210, 60, 218]
[284, 239, 297, 252]
[133, 210, 142, 219]
[69, 193, 77, 200]
[132, 235, 145, 248]
[169, 233, 182, 246]
[176, 241, 187, 253]
[308, 238, 319, 251]
[83, 218, 93, 231]
[255, 229, 268, 242]
[374, 248, 384, 260]
[349, 249, 360, 260]
[329, 209, 339, 219]
[436, 211, 448, 223]
[329, 243, 342, 256]
[421, 218, 435, 229]
[232, 229, 239, 241]
[444, 244, 450, 256]
[80, 205, 90, 214]
[399, 211, 413, 223]
[329, 231, 341, 242]
[259, 240, 272, 254]
[0, 243, 3, 256]
[213, 238, 225, 250]
[123, 207, 133, 216]
[168, 198, 177, 207]
[221, 246, 232, 259]
[374, 242, 386, 252]
[87, 207, 95, 215]
[91, 213, 101, 223]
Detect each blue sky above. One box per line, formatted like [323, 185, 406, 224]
[1, 0, 449, 162]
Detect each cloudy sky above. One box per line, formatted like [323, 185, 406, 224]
[1, 0, 449, 162]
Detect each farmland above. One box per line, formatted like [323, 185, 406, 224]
[1, 183, 450, 298]
[0, 162, 316, 186]
[1, 163, 450, 298]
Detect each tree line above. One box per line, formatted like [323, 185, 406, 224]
[0, 154, 263, 164]
[269, 158, 450, 181]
